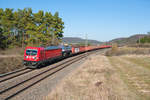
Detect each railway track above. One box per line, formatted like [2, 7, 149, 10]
[0, 50, 97, 100]
[0, 68, 34, 83]
[0, 68, 27, 78]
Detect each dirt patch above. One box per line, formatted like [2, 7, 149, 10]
[0, 57, 23, 74]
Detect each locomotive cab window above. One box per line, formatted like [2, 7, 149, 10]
[26, 49, 37, 56]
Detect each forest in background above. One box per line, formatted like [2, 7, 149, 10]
[0, 8, 64, 49]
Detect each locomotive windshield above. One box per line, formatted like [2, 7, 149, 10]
[26, 49, 37, 56]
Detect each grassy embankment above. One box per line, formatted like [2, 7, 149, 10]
[108, 56, 150, 100]
[0, 48, 24, 74]
[107, 44, 150, 100]
[106, 44, 150, 56]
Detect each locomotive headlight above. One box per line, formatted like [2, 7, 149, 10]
[33, 56, 38, 60]
[33, 57, 37, 60]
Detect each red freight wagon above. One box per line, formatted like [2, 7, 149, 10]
[79, 46, 86, 52]
[83, 46, 93, 51]
[24, 46, 62, 68]
[72, 46, 96, 54]
[72, 46, 80, 54]
[86, 46, 94, 51]
[99, 45, 112, 49]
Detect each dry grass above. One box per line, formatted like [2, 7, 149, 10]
[105, 46, 150, 56]
[0, 57, 23, 74]
[45, 54, 138, 100]
[122, 56, 150, 70]
[0, 47, 25, 55]
[108, 56, 150, 100]
[128, 43, 150, 48]
[0, 47, 24, 74]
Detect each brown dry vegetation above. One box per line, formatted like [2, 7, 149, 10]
[45, 53, 147, 100]
[128, 43, 150, 48]
[0, 57, 23, 74]
[0, 47, 24, 55]
[0, 48, 24, 74]
[105, 46, 150, 56]
[108, 56, 150, 100]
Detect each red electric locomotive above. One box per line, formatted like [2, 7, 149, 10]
[24, 46, 62, 68]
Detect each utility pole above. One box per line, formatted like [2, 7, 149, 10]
[138, 33, 141, 44]
[139, 36, 141, 44]
[85, 33, 88, 56]
[85, 34, 88, 48]
[138, 33, 141, 48]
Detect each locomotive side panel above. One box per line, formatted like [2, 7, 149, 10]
[44, 49, 62, 60]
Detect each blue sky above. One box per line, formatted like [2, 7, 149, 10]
[1, 0, 150, 41]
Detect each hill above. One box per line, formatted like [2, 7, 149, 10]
[63, 37, 102, 45]
[63, 34, 149, 46]
[109, 34, 148, 45]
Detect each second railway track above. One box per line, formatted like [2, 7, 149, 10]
[0, 68, 34, 83]
[0, 50, 98, 100]
[0, 68, 27, 78]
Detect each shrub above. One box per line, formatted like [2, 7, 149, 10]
[105, 43, 118, 56]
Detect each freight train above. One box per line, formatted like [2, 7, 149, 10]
[23, 45, 111, 68]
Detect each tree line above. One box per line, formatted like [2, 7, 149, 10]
[137, 36, 150, 44]
[136, 32, 150, 44]
[0, 8, 64, 49]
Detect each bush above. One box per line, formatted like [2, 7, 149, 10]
[105, 43, 118, 56]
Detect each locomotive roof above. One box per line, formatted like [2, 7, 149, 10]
[45, 46, 61, 50]
[59, 45, 71, 48]
[26, 46, 62, 50]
